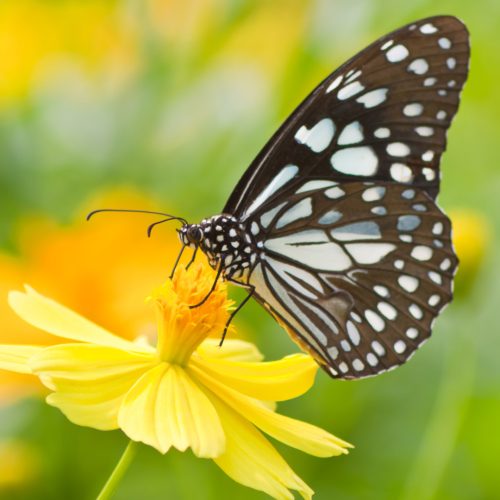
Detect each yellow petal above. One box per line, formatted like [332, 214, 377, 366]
[30, 344, 156, 430]
[192, 352, 317, 401]
[118, 364, 225, 457]
[0, 344, 41, 374]
[191, 366, 352, 457]
[8, 286, 149, 351]
[197, 338, 264, 363]
[211, 396, 313, 500]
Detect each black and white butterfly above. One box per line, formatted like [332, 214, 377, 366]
[147, 16, 470, 379]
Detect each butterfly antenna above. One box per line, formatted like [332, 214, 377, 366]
[147, 217, 179, 238]
[86, 208, 188, 226]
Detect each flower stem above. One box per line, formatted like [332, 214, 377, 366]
[96, 440, 138, 500]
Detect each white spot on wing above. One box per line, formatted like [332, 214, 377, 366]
[420, 23, 438, 34]
[324, 186, 345, 199]
[390, 163, 413, 182]
[432, 222, 443, 235]
[386, 44, 409, 62]
[365, 309, 385, 332]
[409, 303, 423, 319]
[394, 340, 407, 353]
[372, 340, 386, 356]
[296, 180, 337, 193]
[403, 103, 424, 117]
[352, 359, 364, 371]
[337, 81, 365, 100]
[398, 215, 421, 231]
[423, 168, 435, 181]
[260, 202, 287, 228]
[331, 221, 381, 241]
[416, 126, 434, 137]
[387, 142, 410, 157]
[362, 186, 386, 202]
[266, 257, 323, 298]
[374, 285, 389, 297]
[424, 77, 437, 87]
[381, 39, 394, 50]
[398, 275, 419, 293]
[411, 245, 433, 261]
[295, 118, 336, 153]
[374, 127, 390, 139]
[422, 150, 435, 162]
[447, 57, 457, 69]
[367, 353, 379, 366]
[338, 121, 364, 145]
[331, 147, 378, 176]
[275, 198, 313, 229]
[428, 271, 442, 284]
[264, 230, 352, 271]
[439, 37, 452, 49]
[345, 242, 396, 264]
[245, 165, 298, 218]
[440, 258, 451, 271]
[326, 75, 343, 93]
[347, 321, 360, 345]
[318, 210, 342, 225]
[356, 88, 388, 108]
[378, 301, 397, 320]
[406, 327, 418, 339]
[408, 58, 429, 75]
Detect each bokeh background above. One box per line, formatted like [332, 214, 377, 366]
[0, 0, 497, 499]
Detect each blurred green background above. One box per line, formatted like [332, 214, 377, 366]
[0, 0, 498, 499]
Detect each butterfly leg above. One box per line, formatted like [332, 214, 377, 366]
[169, 244, 186, 279]
[219, 286, 255, 347]
[189, 262, 223, 308]
[185, 246, 199, 270]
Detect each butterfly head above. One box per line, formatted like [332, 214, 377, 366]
[179, 224, 204, 249]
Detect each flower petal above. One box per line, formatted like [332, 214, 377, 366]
[191, 366, 352, 457]
[8, 286, 149, 351]
[211, 396, 313, 500]
[197, 338, 264, 363]
[0, 345, 42, 374]
[30, 344, 156, 430]
[118, 364, 225, 457]
[192, 352, 317, 402]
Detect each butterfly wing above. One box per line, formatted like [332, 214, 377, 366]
[224, 15, 469, 217]
[247, 181, 457, 378]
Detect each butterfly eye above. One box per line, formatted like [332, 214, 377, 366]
[187, 226, 203, 244]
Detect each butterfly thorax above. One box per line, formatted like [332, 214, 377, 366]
[179, 215, 257, 283]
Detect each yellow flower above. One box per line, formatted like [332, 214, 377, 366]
[0, 190, 180, 401]
[450, 209, 491, 296]
[0, 0, 137, 105]
[0, 441, 39, 491]
[0, 263, 351, 499]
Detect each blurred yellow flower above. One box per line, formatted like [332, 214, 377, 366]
[450, 209, 491, 296]
[0, 0, 137, 105]
[0, 441, 39, 491]
[0, 263, 351, 499]
[0, 190, 180, 401]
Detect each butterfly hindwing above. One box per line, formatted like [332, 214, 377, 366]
[224, 15, 469, 216]
[246, 181, 457, 378]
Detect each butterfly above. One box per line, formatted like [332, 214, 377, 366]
[90, 16, 468, 380]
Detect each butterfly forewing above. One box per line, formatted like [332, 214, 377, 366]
[246, 181, 457, 378]
[224, 16, 469, 216]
